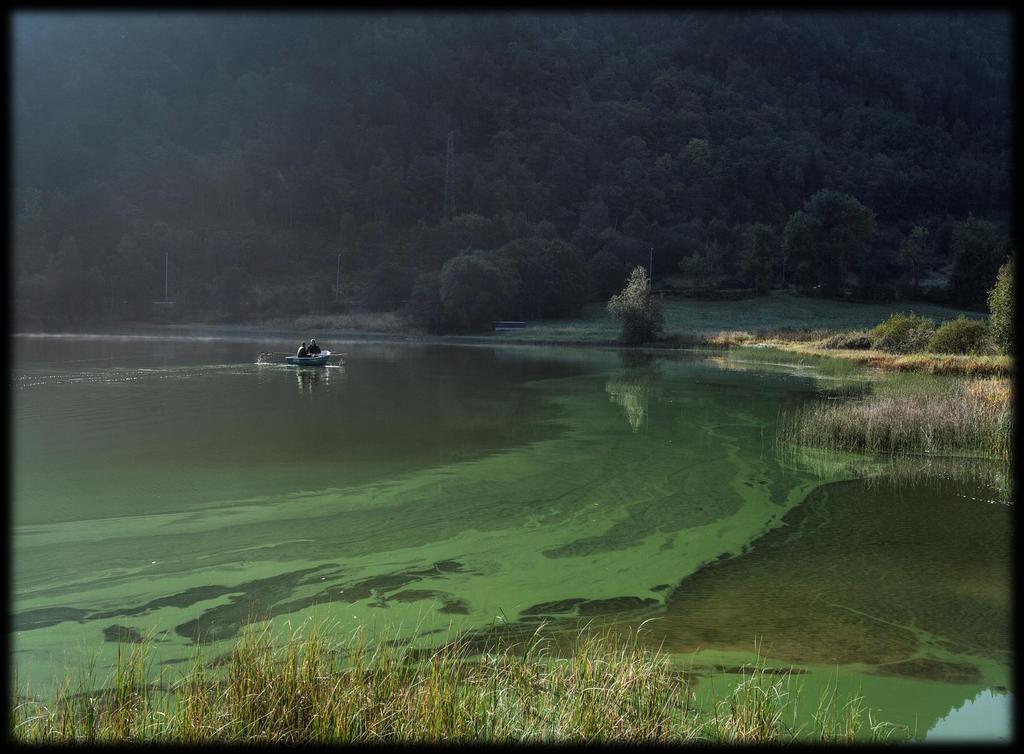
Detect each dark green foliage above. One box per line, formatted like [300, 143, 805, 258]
[781, 211, 819, 288]
[949, 218, 1003, 307]
[853, 281, 900, 304]
[494, 238, 588, 319]
[438, 252, 518, 331]
[898, 225, 928, 290]
[608, 266, 663, 344]
[820, 330, 873, 350]
[869, 312, 936, 354]
[365, 263, 415, 311]
[738, 223, 776, 291]
[987, 256, 1014, 354]
[782, 191, 875, 294]
[926, 316, 990, 355]
[212, 266, 257, 320]
[12, 14, 1010, 326]
[586, 249, 629, 300]
[405, 272, 445, 333]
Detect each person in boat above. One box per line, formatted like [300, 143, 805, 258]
[307, 338, 321, 355]
[296, 341, 308, 358]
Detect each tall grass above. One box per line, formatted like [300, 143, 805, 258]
[10, 620, 906, 744]
[780, 377, 1012, 460]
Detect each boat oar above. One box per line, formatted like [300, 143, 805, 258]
[257, 351, 292, 363]
[257, 351, 348, 365]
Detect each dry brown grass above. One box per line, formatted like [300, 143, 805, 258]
[748, 342, 1012, 377]
[964, 377, 1013, 407]
[10, 621, 906, 744]
[691, 325, 1012, 377]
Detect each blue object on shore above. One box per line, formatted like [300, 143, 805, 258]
[494, 321, 527, 331]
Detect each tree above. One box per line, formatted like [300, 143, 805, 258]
[987, 255, 1014, 354]
[803, 190, 876, 293]
[365, 262, 414, 311]
[213, 265, 256, 320]
[738, 222, 776, 291]
[108, 233, 157, 320]
[586, 249, 628, 299]
[11, 15, 1011, 327]
[781, 210, 820, 288]
[608, 265, 662, 344]
[782, 191, 875, 293]
[684, 137, 711, 171]
[405, 271, 444, 333]
[438, 251, 518, 331]
[949, 217, 1003, 307]
[44, 235, 85, 323]
[495, 237, 588, 319]
[898, 225, 928, 290]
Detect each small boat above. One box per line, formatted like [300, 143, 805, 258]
[285, 350, 332, 366]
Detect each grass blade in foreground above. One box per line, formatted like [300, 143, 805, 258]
[10, 619, 909, 743]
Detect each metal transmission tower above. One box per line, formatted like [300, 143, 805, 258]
[442, 130, 455, 219]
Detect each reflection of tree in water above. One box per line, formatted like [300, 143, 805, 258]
[605, 353, 662, 432]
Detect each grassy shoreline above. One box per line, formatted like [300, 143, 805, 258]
[705, 330, 1011, 376]
[10, 621, 907, 744]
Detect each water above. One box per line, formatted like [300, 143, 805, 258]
[10, 334, 1012, 740]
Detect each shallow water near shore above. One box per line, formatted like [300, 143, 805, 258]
[11, 335, 1012, 740]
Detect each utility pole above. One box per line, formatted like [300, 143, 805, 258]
[648, 246, 653, 280]
[164, 251, 169, 301]
[443, 130, 455, 219]
[335, 253, 342, 300]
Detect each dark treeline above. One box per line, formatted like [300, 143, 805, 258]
[13, 12, 1012, 331]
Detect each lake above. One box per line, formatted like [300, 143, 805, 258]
[10, 334, 1013, 741]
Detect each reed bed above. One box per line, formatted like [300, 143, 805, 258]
[704, 328, 834, 347]
[10, 620, 905, 744]
[780, 377, 1012, 460]
[710, 336, 1011, 376]
[819, 349, 1010, 377]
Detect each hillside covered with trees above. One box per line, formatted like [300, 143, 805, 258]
[13, 12, 1012, 331]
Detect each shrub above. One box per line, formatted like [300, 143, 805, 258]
[926, 316, 991, 355]
[820, 330, 873, 350]
[608, 266, 663, 344]
[869, 312, 936, 353]
[987, 256, 1014, 354]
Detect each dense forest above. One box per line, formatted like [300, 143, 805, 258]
[13, 12, 1012, 331]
